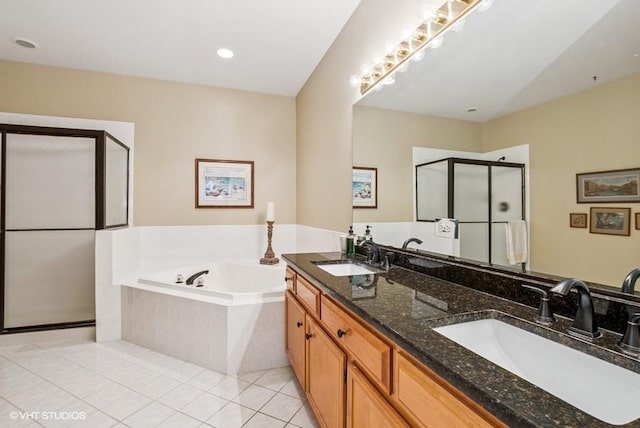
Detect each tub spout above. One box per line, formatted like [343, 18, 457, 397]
[186, 270, 209, 285]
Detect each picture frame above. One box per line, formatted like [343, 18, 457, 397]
[195, 159, 254, 208]
[589, 207, 631, 236]
[353, 166, 377, 208]
[569, 213, 587, 228]
[636, 213, 640, 231]
[576, 168, 640, 203]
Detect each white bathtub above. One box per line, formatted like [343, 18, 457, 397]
[134, 261, 286, 305]
[121, 261, 289, 374]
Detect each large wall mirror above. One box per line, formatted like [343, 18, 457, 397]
[352, 0, 640, 292]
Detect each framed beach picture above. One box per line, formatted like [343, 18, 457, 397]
[636, 213, 640, 231]
[353, 167, 378, 208]
[195, 159, 254, 208]
[576, 168, 640, 203]
[589, 207, 631, 236]
[569, 213, 587, 228]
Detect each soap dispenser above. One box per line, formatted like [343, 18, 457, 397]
[346, 226, 356, 256]
[365, 225, 373, 241]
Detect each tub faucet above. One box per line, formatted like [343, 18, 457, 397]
[550, 279, 601, 340]
[186, 269, 209, 285]
[360, 240, 380, 265]
[402, 237, 423, 250]
[621, 268, 640, 294]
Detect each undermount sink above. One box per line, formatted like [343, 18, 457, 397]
[312, 260, 382, 277]
[434, 318, 640, 425]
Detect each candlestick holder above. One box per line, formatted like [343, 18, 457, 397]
[260, 221, 280, 265]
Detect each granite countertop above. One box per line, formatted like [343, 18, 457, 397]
[282, 252, 640, 428]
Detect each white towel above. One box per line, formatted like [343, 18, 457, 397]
[506, 220, 528, 265]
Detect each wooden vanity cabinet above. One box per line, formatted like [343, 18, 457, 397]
[307, 316, 347, 428]
[347, 364, 408, 428]
[393, 352, 504, 428]
[285, 265, 504, 428]
[285, 291, 307, 389]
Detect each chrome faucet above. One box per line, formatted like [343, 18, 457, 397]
[402, 237, 423, 250]
[621, 268, 640, 294]
[550, 279, 601, 340]
[360, 240, 380, 265]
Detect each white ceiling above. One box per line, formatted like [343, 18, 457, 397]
[0, 0, 361, 96]
[358, 0, 640, 122]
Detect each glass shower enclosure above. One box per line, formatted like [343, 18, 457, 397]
[416, 157, 525, 268]
[0, 124, 129, 334]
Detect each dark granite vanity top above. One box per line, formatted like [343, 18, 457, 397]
[282, 252, 640, 428]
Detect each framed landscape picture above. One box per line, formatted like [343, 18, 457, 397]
[636, 213, 640, 231]
[353, 167, 377, 208]
[589, 207, 631, 236]
[576, 168, 640, 203]
[569, 213, 587, 228]
[195, 159, 254, 208]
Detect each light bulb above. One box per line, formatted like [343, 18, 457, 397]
[479, 0, 494, 12]
[430, 35, 444, 49]
[423, 6, 436, 21]
[412, 50, 426, 62]
[385, 43, 396, 55]
[373, 84, 384, 92]
[452, 18, 466, 32]
[360, 64, 371, 75]
[398, 63, 409, 73]
[383, 74, 395, 85]
[349, 75, 361, 88]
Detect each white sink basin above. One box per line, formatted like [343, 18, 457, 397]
[434, 318, 640, 425]
[315, 262, 380, 277]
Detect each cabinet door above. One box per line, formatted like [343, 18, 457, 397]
[286, 291, 307, 389]
[347, 365, 409, 428]
[307, 316, 346, 428]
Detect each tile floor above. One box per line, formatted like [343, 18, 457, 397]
[0, 339, 319, 428]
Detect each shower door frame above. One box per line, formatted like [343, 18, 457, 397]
[415, 157, 526, 268]
[0, 124, 129, 334]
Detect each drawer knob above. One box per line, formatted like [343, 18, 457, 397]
[285, 276, 293, 282]
[337, 329, 347, 338]
[296, 321, 303, 328]
[305, 333, 313, 340]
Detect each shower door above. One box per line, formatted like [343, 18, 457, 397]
[2, 131, 96, 330]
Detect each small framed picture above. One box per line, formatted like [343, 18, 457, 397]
[195, 159, 254, 208]
[589, 207, 631, 236]
[569, 213, 587, 228]
[352, 167, 377, 208]
[636, 213, 640, 231]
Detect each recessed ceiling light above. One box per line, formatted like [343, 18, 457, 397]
[10, 36, 38, 49]
[217, 48, 234, 59]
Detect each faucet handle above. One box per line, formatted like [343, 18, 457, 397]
[521, 284, 556, 325]
[619, 311, 640, 356]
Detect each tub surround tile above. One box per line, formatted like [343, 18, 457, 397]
[283, 252, 640, 428]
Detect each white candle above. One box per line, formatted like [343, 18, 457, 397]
[266, 202, 275, 222]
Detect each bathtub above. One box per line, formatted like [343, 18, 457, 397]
[121, 261, 288, 374]
[137, 261, 286, 304]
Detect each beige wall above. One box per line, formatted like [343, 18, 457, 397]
[0, 60, 296, 226]
[296, 0, 425, 232]
[483, 73, 640, 286]
[352, 105, 482, 222]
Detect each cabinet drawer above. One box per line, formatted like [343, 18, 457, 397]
[393, 352, 502, 428]
[296, 275, 320, 316]
[285, 267, 296, 292]
[321, 296, 392, 393]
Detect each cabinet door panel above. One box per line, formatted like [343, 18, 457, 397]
[285, 291, 306, 389]
[347, 365, 408, 428]
[307, 316, 346, 428]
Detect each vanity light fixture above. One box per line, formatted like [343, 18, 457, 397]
[216, 48, 234, 59]
[352, 0, 490, 95]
